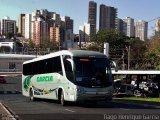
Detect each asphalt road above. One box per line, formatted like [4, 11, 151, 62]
[0, 76, 21, 92]
[0, 94, 160, 120]
[0, 76, 160, 120]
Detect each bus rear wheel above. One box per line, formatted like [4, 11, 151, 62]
[30, 89, 35, 101]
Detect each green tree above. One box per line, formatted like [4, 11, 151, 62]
[88, 29, 149, 70]
[83, 43, 99, 51]
[5, 32, 14, 39]
[129, 38, 147, 69]
[40, 37, 50, 48]
[48, 41, 59, 50]
[28, 40, 34, 48]
[40, 35, 60, 51]
[90, 29, 130, 52]
[143, 22, 160, 70]
[144, 38, 160, 70]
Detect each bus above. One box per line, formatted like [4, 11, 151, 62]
[22, 50, 115, 105]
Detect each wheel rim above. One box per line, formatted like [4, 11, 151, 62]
[134, 90, 141, 97]
[30, 89, 34, 101]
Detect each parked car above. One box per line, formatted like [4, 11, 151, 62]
[114, 79, 133, 96]
[114, 83, 133, 96]
[132, 80, 159, 97]
[114, 78, 159, 97]
[0, 76, 6, 83]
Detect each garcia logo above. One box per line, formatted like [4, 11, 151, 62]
[37, 76, 53, 82]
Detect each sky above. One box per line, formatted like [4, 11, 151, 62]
[0, 0, 160, 37]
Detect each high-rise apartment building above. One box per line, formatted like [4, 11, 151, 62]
[20, 9, 74, 48]
[88, 1, 97, 36]
[49, 12, 61, 26]
[18, 14, 25, 36]
[31, 9, 49, 40]
[32, 9, 49, 21]
[99, 4, 117, 30]
[50, 26, 60, 43]
[116, 18, 126, 35]
[123, 17, 135, 37]
[61, 16, 73, 32]
[32, 18, 48, 47]
[1, 17, 16, 35]
[25, 14, 32, 39]
[61, 16, 74, 42]
[135, 20, 148, 41]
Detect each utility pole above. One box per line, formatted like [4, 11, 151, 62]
[122, 50, 125, 70]
[128, 45, 130, 70]
[58, 32, 61, 50]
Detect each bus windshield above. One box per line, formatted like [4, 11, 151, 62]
[73, 57, 112, 88]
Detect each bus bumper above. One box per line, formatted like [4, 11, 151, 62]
[77, 95, 112, 102]
[76, 91, 113, 102]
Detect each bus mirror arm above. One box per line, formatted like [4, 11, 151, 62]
[66, 58, 74, 72]
[111, 61, 118, 72]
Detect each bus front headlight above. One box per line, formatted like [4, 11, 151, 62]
[76, 87, 84, 94]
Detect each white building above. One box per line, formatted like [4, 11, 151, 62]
[0, 21, 1, 35]
[79, 25, 85, 43]
[25, 14, 31, 39]
[0, 54, 36, 72]
[0, 41, 15, 52]
[155, 18, 160, 33]
[123, 17, 135, 37]
[79, 23, 90, 42]
[135, 20, 148, 41]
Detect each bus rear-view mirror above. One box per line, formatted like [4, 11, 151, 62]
[66, 58, 74, 71]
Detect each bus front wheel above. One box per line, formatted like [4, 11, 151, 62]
[60, 91, 65, 106]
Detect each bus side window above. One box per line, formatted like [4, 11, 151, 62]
[54, 56, 62, 75]
[40, 60, 46, 74]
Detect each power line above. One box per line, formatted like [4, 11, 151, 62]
[148, 17, 160, 23]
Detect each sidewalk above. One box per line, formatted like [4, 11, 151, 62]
[0, 102, 17, 120]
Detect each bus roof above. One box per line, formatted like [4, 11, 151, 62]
[23, 50, 107, 64]
[69, 50, 106, 57]
[112, 70, 160, 75]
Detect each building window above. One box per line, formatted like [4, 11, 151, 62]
[9, 62, 16, 70]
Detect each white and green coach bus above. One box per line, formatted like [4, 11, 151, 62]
[22, 50, 115, 105]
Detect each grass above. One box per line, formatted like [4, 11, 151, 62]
[115, 97, 160, 103]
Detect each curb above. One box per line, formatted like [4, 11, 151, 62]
[113, 99, 160, 109]
[0, 91, 22, 94]
[0, 103, 19, 120]
[2, 103, 21, 120]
